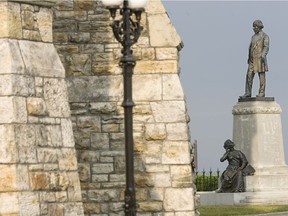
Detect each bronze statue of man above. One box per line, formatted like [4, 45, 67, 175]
[240, 20, 269, 98]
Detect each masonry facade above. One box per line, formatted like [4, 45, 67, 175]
[0, 0, 196, 215]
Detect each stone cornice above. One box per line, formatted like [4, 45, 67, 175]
[232, 101, 282, 115]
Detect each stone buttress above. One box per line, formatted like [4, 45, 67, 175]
[53, 0, 197, 215]
[0, 0, 84, 215]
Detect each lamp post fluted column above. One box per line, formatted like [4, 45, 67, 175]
[121, 1, 136, 214]
[101, 0, 147, 215]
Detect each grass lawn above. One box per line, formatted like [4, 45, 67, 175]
[198, 205, 288, 216]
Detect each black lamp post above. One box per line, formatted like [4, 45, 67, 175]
[101, 0, 147, 215]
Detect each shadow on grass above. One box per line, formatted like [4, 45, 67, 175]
[198, 205, 288, 216]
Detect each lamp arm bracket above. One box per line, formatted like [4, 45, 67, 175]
[111, 17, 143, 48]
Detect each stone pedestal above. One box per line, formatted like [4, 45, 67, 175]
[232, 98, 288, 192]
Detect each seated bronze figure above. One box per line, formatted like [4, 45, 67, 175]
[217, 139, 255, 193]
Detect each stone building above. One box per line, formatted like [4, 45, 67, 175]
[0, 0, 196, 215]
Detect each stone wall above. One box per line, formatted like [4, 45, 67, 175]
[0, 1, 84, 215]
[53, 0, 196, 215]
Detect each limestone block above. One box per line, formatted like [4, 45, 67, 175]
[145, 156, 161, 164]
[19, 146, 38, 163]
[62, 203, 84, 215]
[43, 78, 71, 118]
[16, 165, 30, 190]
[146, 0, 166, 14]
[77, 116, 101, 131]
[151, 101, 187, 123]
[68, 32, 90, 43]
[83, 203, 101, 214]
[61, 118, 75, 147]
[148, 13, 181, 47]
[154, 173, 171, 187]
[143, 142, 162, 158]
[99, 122, 118, 131]
[53, 172, 70, 191]
[92, 174, 108, 182]
[18, 192, 40, 216]
[138, 201, 163, 212]
[89, 102, 116, 114]
[23, 29, 42, 41]
[15, 125, 36, 161]
[66, 54, 91, 75]
[37, 7, 53, 42]
[135, 188, 148, 201]
[67, 76, 123, 102]
[56, 44, 79, 54]
[47, 204, 64, 216]
[40, 191, 57, 203]
[93, 61, 122, 75]
[162, 141, 190, 164]
[144, 123, 166, 140]
[27, 97, 48, 116]
[0, 39, 25, 74]
[142, 48, 155, 60]
[150, 188, 164, 201]
[166, 123, 188, 141]
[0, 125, 17, 163]
[46, 125, 62, 147]
[110, 174, 125, 182]
[78, 163, 90, 182]
[94, 52, 114, 62]
[58, 148, 78, 171]
[164, 188, 194, 211]
[0, 96, 27, 123]
[146, 165, 169, 173]
[133, 74, 162, 101]
[21, 9, 34, 30]
[0, 74, 34, 96]
[134, 37, 150, 48]
[37, 148, 58, 163]
[54, 10, 87, 21]
[91, 133, 109, 150]
[55, 191, 68, 202]
[134, 60, 178, 74]
[163, 74, 184, 100]
[31, 172, 50, 190]
[18, 40, 65, 78]
[0, 2, 22, 39]
[0, 192, 19, 215]
[0, 165, 17, 192]
[133, 102, 152, 115]
[156, 48, 178, 60]
[92, 164, 114, 174]
[170, 165, 192, 182]
[87, 189, 118, 202]
[35, 77, 43, 86]
[82, 44, 104, 53]
[92, 32, 114, 44]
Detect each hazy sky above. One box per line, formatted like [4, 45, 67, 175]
[162, 1, 288, 172]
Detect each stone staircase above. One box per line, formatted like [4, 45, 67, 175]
[197, 191, 288, 206]
[239, 192, 288, 205]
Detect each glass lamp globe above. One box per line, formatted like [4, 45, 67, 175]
[101, 0, 123, 8]
[128, 0, 148, 9]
